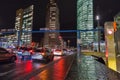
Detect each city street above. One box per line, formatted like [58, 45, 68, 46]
[0, 53, 75, 80]
[0, 55, 63, 80]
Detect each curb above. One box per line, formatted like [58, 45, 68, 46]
[64, 54, 76, 80]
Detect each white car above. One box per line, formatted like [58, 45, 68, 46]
[22, 51, 31, 55]
[31, 48, 54, 62]
[53, 49, 63, 56]
[32, 53, 44, 60]
[21, 50, 31, 60]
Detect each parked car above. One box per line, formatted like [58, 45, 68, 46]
[0, 47, 17, 62]
[31, 48, 54, 62]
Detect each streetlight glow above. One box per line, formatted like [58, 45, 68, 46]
[96, 15, 100, 52]
[96, 15, 100, 20]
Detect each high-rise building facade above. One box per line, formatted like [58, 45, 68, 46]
[77, 0, 94, 45]
[15, 5, 34, 46]
[15, 8, 23, 46]
[22, 5, 33, 45]
[44, 0, 60, 48]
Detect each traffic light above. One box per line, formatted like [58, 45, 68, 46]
[113, 22, 117, 32]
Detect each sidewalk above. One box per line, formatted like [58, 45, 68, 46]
[65, 54, 78, 80]
[66, 53, 120, 80]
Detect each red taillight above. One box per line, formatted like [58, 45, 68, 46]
[41, 52, 45, 55]
[29, 50, 33, 53]
[29, 50, 34, 54]
[22, 50, 25, 53]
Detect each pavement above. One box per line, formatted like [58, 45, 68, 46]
[66, 53, 120, 80]
[65, 54, 78, 80]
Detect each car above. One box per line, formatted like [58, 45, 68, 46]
[0, 47, 17, 62]
[17, 46, 34, 55]
[31, 48, 54, 62]
[53, 49, 63, 56]
[21, 50, 31, 60]
[63, 49, 74, 55]
[16, 47, 34, 60]
[62, 49, 67, 54]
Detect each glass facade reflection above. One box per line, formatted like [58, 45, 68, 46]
[77, 0, 94, 45]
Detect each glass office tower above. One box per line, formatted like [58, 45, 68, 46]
[15, 8, 24, 46]
[77, 0, 94, 45]
[15, 5, 34, 45]
[22, 5, 33, 45]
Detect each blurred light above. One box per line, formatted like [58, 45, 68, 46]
[96, 15, 100, 20]
[108, 30, 113, 34]
[58, 36, 62, 39]
[25, 61, 32, 73]
[113, 22, 117, 32]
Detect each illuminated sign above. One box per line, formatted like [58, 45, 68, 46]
[104, 22, 117, 71]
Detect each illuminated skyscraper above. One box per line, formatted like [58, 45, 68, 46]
[44, 0, 60, 48]
[77, 0, 94, 45]
[22, 5, 33, 45]
[15, 8, 24, 46]
[15, 5, 34, 45]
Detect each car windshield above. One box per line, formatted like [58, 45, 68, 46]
[34, 49, 44, 52]
[35, 49, 41, 52]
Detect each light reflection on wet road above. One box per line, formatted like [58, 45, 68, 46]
[30, 54, 74, 80]
[0, 56, 63, 80]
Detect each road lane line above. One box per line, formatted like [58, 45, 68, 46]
[0, 69, 15, 76]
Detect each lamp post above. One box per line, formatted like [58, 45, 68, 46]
[96, 15, 100, 52]
[67, 40, 70, 48]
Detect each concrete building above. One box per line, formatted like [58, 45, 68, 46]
[43, 0, 60, 48]
[104, 22, 117, 71]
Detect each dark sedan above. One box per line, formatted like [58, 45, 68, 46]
[0, 47, 17, 62]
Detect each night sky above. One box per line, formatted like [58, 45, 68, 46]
[0, 0, 120, 46]
[0, 0, 120, 29]
[0, 0, 76, 29]
[94, 0, 120, 26]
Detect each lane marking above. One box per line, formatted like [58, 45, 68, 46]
[0, 69, 15, 76]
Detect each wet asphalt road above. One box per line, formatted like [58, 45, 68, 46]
[0, 56, 62, 80]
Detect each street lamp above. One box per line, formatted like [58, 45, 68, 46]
[96, 15, 100, 52]
[67, 40, 70, 48]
